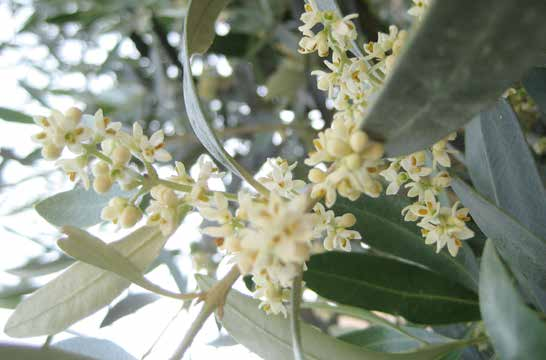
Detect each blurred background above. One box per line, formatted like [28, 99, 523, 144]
[0, 0, 504, 359]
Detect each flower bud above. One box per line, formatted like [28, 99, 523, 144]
[345, 153, 361, 170]
[350, 131, 369, 153]
[361, 142, 384, 160]
[92, 161, 110, 176]
[326, 138, 352, 157]
[120, 205, 142, 228]
[337, 213, 356, 228]
[93, 174, 113, 193]
[65, 107, 82, 123]
[41, 143, 62, 160]
[308, 168, 327, 183]
[112, 146, 131, 166]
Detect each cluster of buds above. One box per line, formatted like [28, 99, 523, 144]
[380, 134, 474, 256]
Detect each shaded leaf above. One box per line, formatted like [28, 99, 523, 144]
[0, 107, 33, 124]
[53, 337, 136, 360]
[265, 59, 305, 100]
[35, 186, 127, 228]
[182, 0, 268, 194]
[360, 0, 546, 156]
[100, 293, 160, 327]
[304, 252, 480, 324]
[5, 226, 166, 337]
[464, 99, 546, 310]
[0, 343, 92, 360]
[480, 240, 546, 359]
[523, 67, 546, 115]
[197, 275, 477, 360]
[334, 196, 479, 291]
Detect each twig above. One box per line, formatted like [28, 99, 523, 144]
[290, 275, 305, 360]
[169, 266, 240, 360]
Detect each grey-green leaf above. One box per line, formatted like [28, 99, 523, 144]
[100, 293, 160, 327]
[186, 0, 229, 54]
[182, 0, 268, 194]
[334, 196, 479, 291]
[480, 240, 546, 359]
[464, 99, 546, 310]
[0, 107, 33, 124]
[451, 178, 546, 302]
[58, 226, 188, 300]
[360, 0, 546, 156]
[0, 343, 92, 360]
[5, 226, 166, 337]
[35, 186, 126, 228]
[53, 337, 136, 360]
[7, 253, 74, 278]
[304, 252, 480, 325]
[196, 275, 476, 360]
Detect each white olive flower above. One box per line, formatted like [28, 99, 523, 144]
[93, 109, 122, 140]
[57, 156, 90, 189]
[259, 157, 305, 198]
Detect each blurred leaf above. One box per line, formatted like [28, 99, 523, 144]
[58, 226, 186, 300]
[0, 107, 33, 124]
[0, 295, 22, 309]
[7, 253, 74, 278]
[197, 275, 477, 360]
[480, 240, 546, 359]
[186, 0, 230, 54]
[360, 0, 546, 156]
[53, 337, 136, 360]
[339, 326, 450, 352]
[523, 67, 546, 115]
[5, 226, 167, 337]
[35, 186, 127, 228]
[464, 99, 546, 310]
[209, 33, 252, 57]
[46, 10, 104, 27]
[0, 343, 92, 360]
[452, 178, 546, 307]
[207, 334, 238, 347]
[304, 252, 480, 324]
[334, 196, 479, 291]
[100, 293, 160, 327]
[265, 59, 305, 100]
[19, 81, 49, 107]
[182, 0, 268, 193]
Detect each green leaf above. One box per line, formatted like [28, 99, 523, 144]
[100, 293, 160, 327]
[334, 196, 479, 291]
[0, 343, 92, 360]
[7, 253, 74, 278]
[0, 107, 33, 124]
[464, 99, 546, 310]
[451, 178, 546, 308]
[304, 252, 480, 324]
[480, 240, 546, 359]
[523, 67, 546, 115]
[360, 0, 546, 156]
[182, 0, 268, 194]
[58, 226, 188, 300]
[5, 226, 167, 337]
[196, 275, 478, 360]
[339, 326, 450, 352]
[53, 337, 136, 360]
[265, 59, 305, 100]
[35, 186, 127, 228]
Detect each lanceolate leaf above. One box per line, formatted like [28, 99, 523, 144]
[0, 343, 92, 360]
[463, 99, 546, 310]
[452, 178, 546, 304]
[360, 0, 546, 156]
[480, 240, 546, 359]
[5, 226, 166, 337]
[304, 252, 480, 324]
[334, 196, 479, 291]
[7, 253, 74, 278]
[197, 275, 478, 360]
[339, 326, 450, 353]
[100, 293, 160, 327]
[182, 0, 268, 194]
[35, 186, 127, 228]
[53, 337, 136, 360]
[0, 107, 33, 124]
[58, 226, 189, 300]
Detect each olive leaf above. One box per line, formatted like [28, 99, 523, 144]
[360, 0, 546, 156]
[53, 337, 137, 360]
[480, 240, 546, 359]
[0, 107, 33, 124]
[35, 186, 127, 228]
[182, 0, 268, 194]
[197, 274, 479, 360]
[5, 226, 166, 337]
[304, 252, 480, 325]
[100, 293, 160, 327]
[0, 343, 92, 360]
